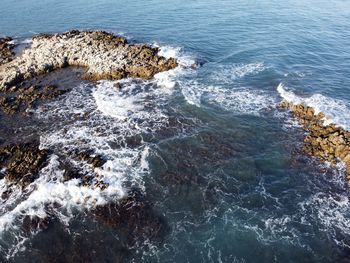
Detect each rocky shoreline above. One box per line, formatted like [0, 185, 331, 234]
[280, 100, 350, 179]
[0, 30, 178, 254]
[0, 30, 177, 91]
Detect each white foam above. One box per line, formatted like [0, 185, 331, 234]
[277, 83, 350, 130]
[205, 86, 276, 115]
[210, 62, 266, 84]
[179, 80, 276, 115]
[180, 80, 202, 107]
[92, 81, 142, 120]
[153, 44, 196, 90]
[298, 191, 350, 248]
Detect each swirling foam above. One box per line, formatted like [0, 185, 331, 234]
[209, 62, 267, 84]
[180, 80, 276, 115]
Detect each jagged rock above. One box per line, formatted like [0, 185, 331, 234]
[0, 30, 178, 91]
[0, 37, 14, 65]
[0, 141, 49, 187]
[280, 100, 350, 179]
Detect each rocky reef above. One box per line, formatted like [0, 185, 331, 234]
[280, 100, 350, 178]
[0, 37, 14, 65]
[0, 140, 50, 188]
[0, 30, 177, 91]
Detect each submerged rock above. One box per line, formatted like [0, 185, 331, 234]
[280, 100, 350, 179]
[0, 37, 14, 65]
[0, 140, 49, 187]
[0, 30, 178, 91]
[21, 215, 52, 232]
[93, 190, 169, 245]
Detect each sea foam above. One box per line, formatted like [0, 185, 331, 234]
[209, 62, 267, 84]
[179, 79, 276, 115]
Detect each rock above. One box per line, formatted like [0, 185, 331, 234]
[0, 140, 50, 187]
[0, 30, 178, 91]
[0, 37, 14, 65]
[280, 101, 350, 179]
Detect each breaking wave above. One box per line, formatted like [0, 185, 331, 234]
[277, 83, 350, 130]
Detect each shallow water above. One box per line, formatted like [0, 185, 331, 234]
[1, 0, 350, 262]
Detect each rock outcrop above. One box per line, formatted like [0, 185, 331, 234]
[0, 37, 14, 65]
[0, 30, 178, 91]
[280, 100, 350, 178]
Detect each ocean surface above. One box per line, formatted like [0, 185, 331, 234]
[1, 0, 350, 262]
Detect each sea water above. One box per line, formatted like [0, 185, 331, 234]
[0, 0, 350, 262]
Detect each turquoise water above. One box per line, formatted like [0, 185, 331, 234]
[1, 0, 350, 262]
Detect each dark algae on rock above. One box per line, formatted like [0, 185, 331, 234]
[0, 85, 68, 115]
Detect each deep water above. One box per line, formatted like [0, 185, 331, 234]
[1, 0, 350, 262]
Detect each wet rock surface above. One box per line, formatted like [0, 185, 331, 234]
[280, 100, 350, 178]
[0, 85, 68, 115]
[0, 140, 50, 187]
[0, 66, 85, 116]
[0, 37, 14, 65]
[0, 30, 178, 91]
[72, 149, 107, 168]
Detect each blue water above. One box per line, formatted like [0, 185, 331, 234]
[1, 0, 350, 262]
